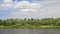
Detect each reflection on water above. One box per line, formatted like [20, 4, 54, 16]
[0, 29, 60, 34]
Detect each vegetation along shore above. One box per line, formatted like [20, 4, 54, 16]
[0, 18, 60, 28]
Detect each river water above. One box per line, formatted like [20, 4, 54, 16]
[0, 29, 60, 34]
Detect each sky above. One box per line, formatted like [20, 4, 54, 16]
[0, 0, 60, 19]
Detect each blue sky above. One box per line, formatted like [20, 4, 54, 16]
[0, 0, 60, 19]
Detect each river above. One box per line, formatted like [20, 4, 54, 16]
[0, 29, 60, 34]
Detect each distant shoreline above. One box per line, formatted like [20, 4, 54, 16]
[0, 18, 60, 28]
[0, 26, 60, 28]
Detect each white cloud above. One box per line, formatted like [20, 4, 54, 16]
[0, 0, 41, 13]
[0, 3, 13, 8]
[39, 7, 60, 18]
[0, 0, 13, 8]
[3, 0, 13, 3]
[9, 1, 41, 18]
[13, 1, 41, 9]
[0, 0, 60, 19]
[0, 0, 41, 8]
[10, 1, 41, 18]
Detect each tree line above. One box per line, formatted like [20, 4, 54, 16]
[0, 18, 60, 27]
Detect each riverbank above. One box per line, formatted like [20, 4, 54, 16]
[0, 18, 60, 28]
[0, 25, 60, 28]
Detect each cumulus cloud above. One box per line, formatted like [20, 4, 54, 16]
[13, 1, 41, 8]
[0, 3, 13, 8]
[39, 7, 60, 18]
[13, 1, 41, 13]
[10, 1, 41, 18]
[0, 0, 41, 12]
[0, 0, 60, 19]
[3, 0, 13, 3]
[0, 0, 41, 19]
[0, 0, 13, 8]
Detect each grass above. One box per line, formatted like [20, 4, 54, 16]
[40, 26, 60, 28]
[0, 25, 60, 28]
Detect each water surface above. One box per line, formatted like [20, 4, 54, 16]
[0, 29, 60, 34]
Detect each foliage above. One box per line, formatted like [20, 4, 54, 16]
[0, 18, 60, 28]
